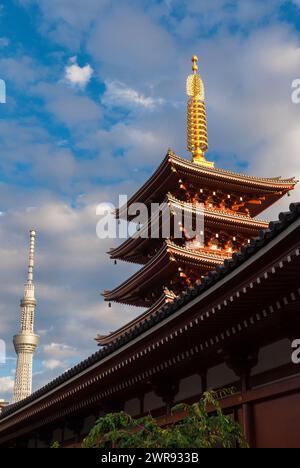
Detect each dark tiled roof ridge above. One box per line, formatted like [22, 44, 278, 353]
[1, 202, 300, 420]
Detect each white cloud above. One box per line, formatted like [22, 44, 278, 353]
[37, 326, 54, 336]
[167, 0, 285, 36]
[0, 37, 9, 47]
[87, 5, 177, 81]
[0, 56, 46, 88]
[103, 80, 164, 109]
[19, 0, 108, 49]
[33, 81, 101, 128]
[43, 342, 78, 359]
[41, 341, 88, 377]
[42, 359, 65, 370]
[64, 57, 93, 88]
[42, 343, 80, 370]
[0, 376, 14, 393]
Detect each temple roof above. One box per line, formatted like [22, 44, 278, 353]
[95, 294, 170, 346]
[117, 150, 297, 219]
[110, 194, 269, 264]
[2, 202, 300, 421]
[103, 240, 231, 306]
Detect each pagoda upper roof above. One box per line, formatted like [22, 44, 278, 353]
[117, 150, 297, 219]
[103, 240, 231, 307]
[110, 194, 269, 264]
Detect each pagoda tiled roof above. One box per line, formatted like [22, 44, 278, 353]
[95, 293, 171, 346]
[168, 150, 296, 185]
[2, 202, 300, 420]
[103, 240, 230, 306]
[110, 194, 269, 263]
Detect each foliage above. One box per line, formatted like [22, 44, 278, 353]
[50, 441, 60, 448]
[82, 390, 248, 449]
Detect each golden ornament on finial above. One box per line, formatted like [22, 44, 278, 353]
[186, 55, 214, 168]
[192, 55, 198, 74]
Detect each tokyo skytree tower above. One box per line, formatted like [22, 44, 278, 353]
[12, 230, 39, 403]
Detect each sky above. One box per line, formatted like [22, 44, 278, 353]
[0, 0, 300, 402]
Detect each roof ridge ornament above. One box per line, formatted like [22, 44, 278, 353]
[186, 55, 214, 168]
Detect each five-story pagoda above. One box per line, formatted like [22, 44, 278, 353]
[98, 56, 297, 346]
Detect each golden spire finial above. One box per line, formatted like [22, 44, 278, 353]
[186, 55, 214, 167]
[191, 55, 198, 74]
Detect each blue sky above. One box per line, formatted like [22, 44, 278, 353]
[0, 0, 300, 401]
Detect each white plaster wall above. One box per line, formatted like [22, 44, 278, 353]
[207, 363, 236, 389]
[252, 339, 291, 376]
[174, 374, 202, 402]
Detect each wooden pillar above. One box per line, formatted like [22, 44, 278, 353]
[138, 392, 145, 416]
[199, 369, 207, 394]
[240, 371, 251, 443]
[38, 425, 54, 448]
[66, 416, 84, 443]
[153, 377, 179, 415]
[60, 422, 65, 446]
[224, 346, 258, 447]
[93, 407, 104, 420]
[104, 399, 124, 414]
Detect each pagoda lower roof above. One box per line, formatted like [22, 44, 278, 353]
[102, 240, 231, 307]
[117, 150, 297, 219]
[109, 194, 269, 264]
[95, 294, 171, 346]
